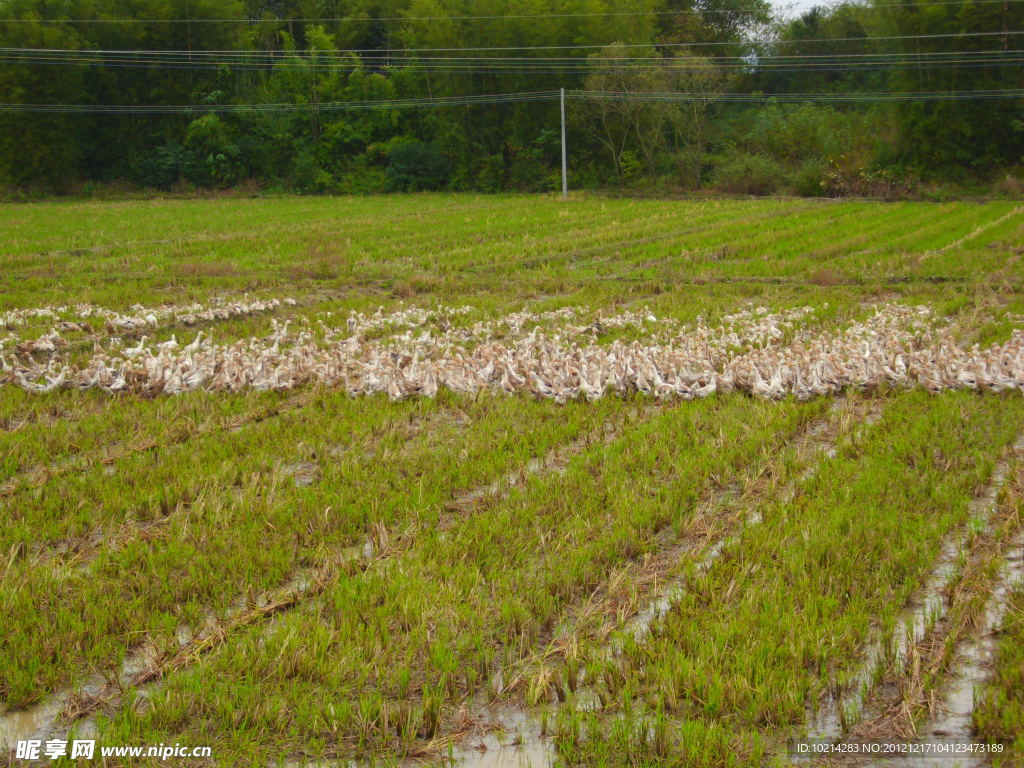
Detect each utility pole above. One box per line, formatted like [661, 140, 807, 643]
[560, 87, 568, 200]
[185, 0, 193, 93]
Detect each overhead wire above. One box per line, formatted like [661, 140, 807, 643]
[1, 87, 1021, 114]
[1, 10, 1019, 114]
[1, 29, 1022, 55]
[2, 46, 1021, 62]
[1, 0, 1021, 23]
[0, 58, 1019, 75]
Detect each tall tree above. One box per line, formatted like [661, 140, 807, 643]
[875, 0, 1024, 168]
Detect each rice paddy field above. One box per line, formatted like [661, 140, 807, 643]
[1, 193, 1024, 767]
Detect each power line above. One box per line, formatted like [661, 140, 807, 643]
[5, 46, 1022, 61]
[576, 87, 1024, 100]
[1, 45, 1021, 76]
[1, 52, 1019, 74]
[2, 46, 1019, 63]
[0, 91, 562, 113]
[1, 88, 1020, 114]
[0, 8, 744, 22]
[1, 0, 1020, 24]
[1, 29, 1022, 55]
[2, 50, 1018, 62]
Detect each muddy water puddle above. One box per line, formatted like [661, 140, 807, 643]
[283, 461, 320, 487]
[445, 706, 555, 768]
[0, 696, 68, 750]
[621, 483, 742, 646]
[0, 620, 196, 749]
[284, 704, 555, 768]
[451, 456, 558, 509]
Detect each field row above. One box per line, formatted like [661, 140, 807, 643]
[2, 195, 1024, 766]
[2, 197, 1022, 311]
[3, 390, 1022, 767]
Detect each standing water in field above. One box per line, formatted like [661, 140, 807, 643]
[0, 690, 99, 752]
[0, 697, 66, 751]
[444, 705, 554, 768]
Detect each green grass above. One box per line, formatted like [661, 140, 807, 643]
[555, 392, 1022, 767]
[975, 580, 1024, 767]
[1, 193, 1023, 766]
[973, 468, 1024, 768]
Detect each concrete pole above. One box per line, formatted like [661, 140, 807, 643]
[560, 87, 568, 200]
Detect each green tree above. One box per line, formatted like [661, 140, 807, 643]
[875, 0, 1024, 169]
[0, 6, 89, 188]
[663, 53, 727, 187]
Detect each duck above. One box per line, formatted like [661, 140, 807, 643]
[124, 336, 149, 358]
[183, 331, 206, 356]
[157, 335, 178, 353]
[5, 298, 1023, 403]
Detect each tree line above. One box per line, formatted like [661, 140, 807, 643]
[0, 0, 1021, 196]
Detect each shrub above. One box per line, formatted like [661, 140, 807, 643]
[384, 139, 450, 192]
[619, 150, 644, 182]
[184, 115, 247, 187]
[291, 148, 335, 194]
[475, 153, 506, 193]
[745, 104, 852, 164]
[335, 160, 387, 194]
[508, 130, 559, 192]
[791, 158, 827, 197]
[711, 152, 785, 196]
[994, 171, 1024, 197]
[821, 159, 916, 199]
[127, 143, 197, 190]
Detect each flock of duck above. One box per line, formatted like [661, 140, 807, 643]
[1, 297, 289, 336]
[1, 298, 1023, 402]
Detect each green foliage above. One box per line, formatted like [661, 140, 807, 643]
[877, 0, 1024, 170]
[474, 154, 506, 193]
[291, 146, 335, 194]
[0, 10, 87, 189]
[334, 157, 387, 193]
[572, 45, 727, 184]
[0, 0, 1019, 194]
[127, 143, 196, 190]
[384, 138, 450, 192]
[184, 115, 247, 187]
[744, 104, 852, 164]
[503, 132, 561, 192]
[792, 157, 827, 197]
[711, 151, 785, 195]
[821, 160, 916, 199]
[619, 149, 644, 181]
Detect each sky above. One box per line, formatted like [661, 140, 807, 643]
[770, 0, 827, 18]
